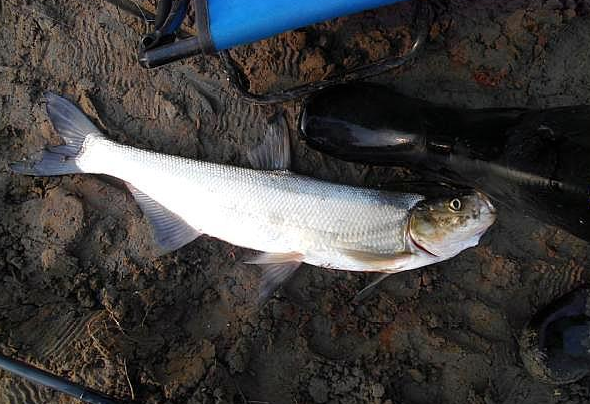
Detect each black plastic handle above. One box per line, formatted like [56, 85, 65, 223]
[0, 354, 126, 404]
[139, 36, 202, 68]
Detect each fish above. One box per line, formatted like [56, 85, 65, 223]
[11, 93, 497, 301]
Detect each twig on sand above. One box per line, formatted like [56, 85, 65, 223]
[103, 305, 134, 340]
[140, 303, 153, 328]
[123, 358, 135, 400]
[86, 315, 110, 359]
[106, 309, 125, 333]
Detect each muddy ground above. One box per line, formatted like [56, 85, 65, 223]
[1, 0, 590, 403]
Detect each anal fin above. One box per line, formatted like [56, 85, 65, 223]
[127, 184, 202, 255]
[245, 252, 303, 305]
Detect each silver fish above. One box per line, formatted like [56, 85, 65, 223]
[11, 94, 497, 300]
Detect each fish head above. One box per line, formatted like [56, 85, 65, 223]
[408, 191, 496, 258]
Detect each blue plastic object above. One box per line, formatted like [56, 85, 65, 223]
[208, 0, 408, 51]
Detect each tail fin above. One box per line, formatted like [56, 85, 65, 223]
[10, 93, 104, 176]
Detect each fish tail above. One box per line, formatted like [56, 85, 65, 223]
[10, 93, 105, 176]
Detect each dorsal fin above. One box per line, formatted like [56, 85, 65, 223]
[247, 116, 291, 170]
[126, 184, 202, 255]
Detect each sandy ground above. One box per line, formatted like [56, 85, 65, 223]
[1, 0, 590, 403]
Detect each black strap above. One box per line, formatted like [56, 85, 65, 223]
[155, 0, 173, 29]
[193, 0, 214, 53]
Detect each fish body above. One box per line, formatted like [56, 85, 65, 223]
[12, 94, 496, 298]
[63, 133, 431, 271]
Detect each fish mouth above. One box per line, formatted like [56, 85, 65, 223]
[474, 228, 489, 238]
[476, 190, 497, 215]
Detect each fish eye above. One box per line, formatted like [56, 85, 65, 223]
[449, 198, 462, 212]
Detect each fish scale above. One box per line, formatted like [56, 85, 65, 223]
[82, 136, 424, 270]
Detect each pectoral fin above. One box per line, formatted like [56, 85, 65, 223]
[345, 251, 415, 302]
[353, 273, 399, 303]
[341, 249, 414, 271]
[245, 252, 303, 305]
